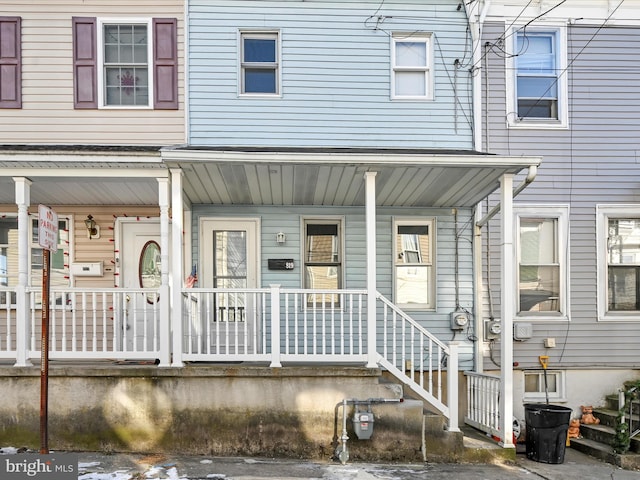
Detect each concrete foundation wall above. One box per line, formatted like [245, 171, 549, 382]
[0, 364, 445, 461]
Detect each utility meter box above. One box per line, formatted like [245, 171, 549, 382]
[352, 410, 375, 440]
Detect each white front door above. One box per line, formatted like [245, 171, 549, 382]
[119, 219, 161, 352]
[200, 218, 260, 354]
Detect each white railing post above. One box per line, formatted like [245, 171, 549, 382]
[499, 173, 515, 448]
[157, 177, 171, 367]
[170, 169, 185, 367]
[447, 341, 460, 432]
[365, 172, 378, 368]
[14, 177, 32, 367]
[270, 284, 281, 367]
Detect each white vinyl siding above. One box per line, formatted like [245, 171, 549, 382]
[0, 2, 184, 145]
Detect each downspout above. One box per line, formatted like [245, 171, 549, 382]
[467, 0, 491, 152]
[473, 165, 537, 373]
[469, 0, 491, 373]
[476, 165, 538, 227]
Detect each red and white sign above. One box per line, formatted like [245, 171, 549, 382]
[38, 204, 58, 252]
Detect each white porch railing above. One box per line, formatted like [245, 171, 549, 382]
[28, 288, 162, 360]
[464, 371, 501, 437]
[0, 288, 16, 359]
[1, 285, 459, 430]
[375, 293, 458, 427]
[181, 287, 368, 364]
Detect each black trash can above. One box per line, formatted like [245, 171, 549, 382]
[524, 403, 572, 464]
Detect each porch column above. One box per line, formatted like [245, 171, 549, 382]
[499, 173, 515, 448]
[157, 178, 171, 367]
[365, 172, 378, 368]
[14, 177, 32, 367]
[170, 169, 185, 367]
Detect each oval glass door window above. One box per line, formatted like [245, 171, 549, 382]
[139, 240, 161, 303]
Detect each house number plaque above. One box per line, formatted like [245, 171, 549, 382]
[268, 259, 294, 270]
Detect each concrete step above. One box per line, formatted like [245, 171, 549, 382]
[570, 437, 640, 470]
[580, 421, 640, 454]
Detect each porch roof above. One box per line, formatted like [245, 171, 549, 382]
[163, 146, 541, 208]
[0, 145, 541, 208]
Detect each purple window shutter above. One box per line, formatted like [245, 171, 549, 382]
[153, 18, 178, 110]
[0, 16, 21, 108]
[72, 17, 97, 109]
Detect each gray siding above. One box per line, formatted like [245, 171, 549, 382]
[482, 22, 640, 368]
[188, 0, 473, 149]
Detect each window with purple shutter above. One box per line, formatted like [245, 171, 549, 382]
[72, 17, 98, 109]
[73, 17, 177, 110]
[153, 18, 178, 110]
[0, 16, 21, 109]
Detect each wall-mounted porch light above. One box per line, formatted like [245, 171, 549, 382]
[276, 232, 286, 244]
[84, 215, 100, 239]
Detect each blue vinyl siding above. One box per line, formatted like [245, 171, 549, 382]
[188, 0, 473, 149]
[190, 204, 475, 355]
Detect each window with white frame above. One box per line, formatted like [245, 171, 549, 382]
[240, 31, 279, 95]
[597, 206, 640, 318]
[391, 33, 432, 100]
[394, 219, 435, 309]
[523, 370, 565, 401]
[304, 219, 343, 307]
[0, 215, 69, 306]
[99, 20, 151, 107]
[516, 207, 568, 317]
[508, 28, 567, 127]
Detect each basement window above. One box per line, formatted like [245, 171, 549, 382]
[523, 370, 565, 402]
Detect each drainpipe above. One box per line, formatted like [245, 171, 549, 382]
[473, 165, 537, 371]
[467, 0, 491, 152]
[476, 165, 538, 227]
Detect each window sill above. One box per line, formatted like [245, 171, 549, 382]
[523, 396, 567, 403]
[508, 119, 568, 130]
[599, 313, 640, 322]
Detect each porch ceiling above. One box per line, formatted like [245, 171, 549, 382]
[0, 146, 541, 208]
[165, 147, 541, 208]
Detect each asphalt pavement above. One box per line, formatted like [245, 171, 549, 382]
[76, 447, 640, 480]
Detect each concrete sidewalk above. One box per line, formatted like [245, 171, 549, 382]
[76, 447, 640, 480]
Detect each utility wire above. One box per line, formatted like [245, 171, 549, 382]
[517, 0, 624, 119]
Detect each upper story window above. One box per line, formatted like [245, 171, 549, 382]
[391, 33, 433, 100]
[0, 16, 21, 109]
[597, 205, 640, 320]
[516, 206, 568, 319]
[72, 17, 178, 110]
[101, 22, 150, 107]
[240, 32, 280, 95]
[393, 219, 435, 309]
[507, 28, 567, 128]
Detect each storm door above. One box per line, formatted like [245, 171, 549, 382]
[200, 218, 259, 354]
